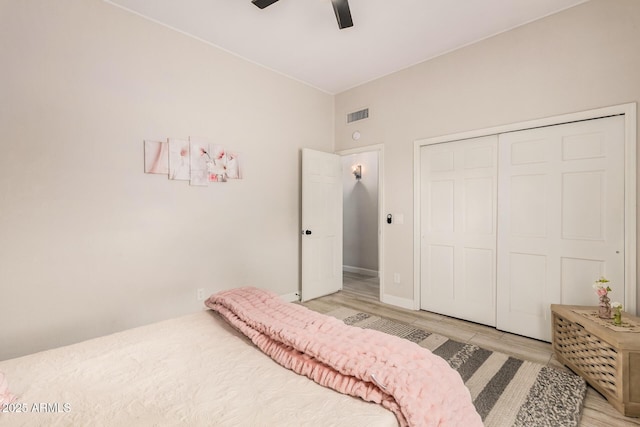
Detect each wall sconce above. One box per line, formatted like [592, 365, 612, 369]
[353, 164, 362, 180]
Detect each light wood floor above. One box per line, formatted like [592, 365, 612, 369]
[300, 274, 640, 427]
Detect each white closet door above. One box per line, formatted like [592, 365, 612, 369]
[420, 136, 498, 326]
[497, 116, 625, 341]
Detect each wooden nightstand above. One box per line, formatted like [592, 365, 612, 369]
[551, 304, 640, 417]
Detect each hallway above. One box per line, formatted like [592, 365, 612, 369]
[342, 271, 378, 302]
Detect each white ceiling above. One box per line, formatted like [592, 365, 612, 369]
[105, 0, 588, 94]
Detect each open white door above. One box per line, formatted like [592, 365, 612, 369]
[301, 148, 343, 301]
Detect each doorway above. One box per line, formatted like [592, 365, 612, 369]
[340, 148, 382, 301]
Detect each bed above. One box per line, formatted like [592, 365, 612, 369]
[0, 287, 481, 426]
[0, 310, 398, 426]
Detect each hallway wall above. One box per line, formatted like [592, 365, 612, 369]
[342, 151, 379, 275]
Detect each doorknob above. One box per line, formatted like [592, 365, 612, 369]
[301, 230, 312, 235]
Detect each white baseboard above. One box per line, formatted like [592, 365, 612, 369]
[381, 293, 416, 310]
[343, 265, 379, 277]
[280, 292, 300, 303]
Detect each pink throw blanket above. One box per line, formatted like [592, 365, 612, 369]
[205, 287, 482, 427]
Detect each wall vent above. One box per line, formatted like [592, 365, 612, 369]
[347, 108, 369, 123]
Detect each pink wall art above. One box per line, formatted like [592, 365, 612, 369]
[144, 140, 169, 175]
[144, 137, 243, 186]
[168, 138, 190, 181]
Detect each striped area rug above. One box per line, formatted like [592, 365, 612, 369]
[327, 307, 587, 427]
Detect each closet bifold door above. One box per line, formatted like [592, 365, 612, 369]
[496, 115, 625, 342]
[420, 135, 498, 326]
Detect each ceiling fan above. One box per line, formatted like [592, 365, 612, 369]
[251, 0, 354, 30]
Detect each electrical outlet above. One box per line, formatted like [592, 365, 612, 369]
[197, 288, 205, 301]
[393, 273, 401, 284]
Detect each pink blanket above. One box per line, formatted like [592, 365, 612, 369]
[205, 287, 482, 427]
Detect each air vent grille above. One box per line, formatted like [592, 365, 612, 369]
[347, 108, 369, 123]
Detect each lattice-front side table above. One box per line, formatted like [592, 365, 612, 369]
[551, 304, 640, 417]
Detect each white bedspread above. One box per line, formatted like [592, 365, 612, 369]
[0, 311, 398, 426]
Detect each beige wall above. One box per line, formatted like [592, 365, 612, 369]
[335, 0, 640, 308]
[0, 0, 334, 360]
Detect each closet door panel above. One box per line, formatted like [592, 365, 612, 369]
[420, 135, 498, 326]
[508, 252, 547, 316]
[497, 116, 625, 341]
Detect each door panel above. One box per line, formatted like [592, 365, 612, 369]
[420, 135, 498, 326]
[561, 171, 604, 240]
[561, 257, 604, 306]
[465, 177, 494, 233]
[497, 116, 625, 341]
[508, 252, 546, 316]
[510, 174, 547, 237]
[301, 149, 343, 301]
[429, 244, 455, 299]
[430, 180, 454, 232]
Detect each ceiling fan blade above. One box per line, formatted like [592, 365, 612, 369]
[331, 0, 353, 29]
[252, 0, 280, 9]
